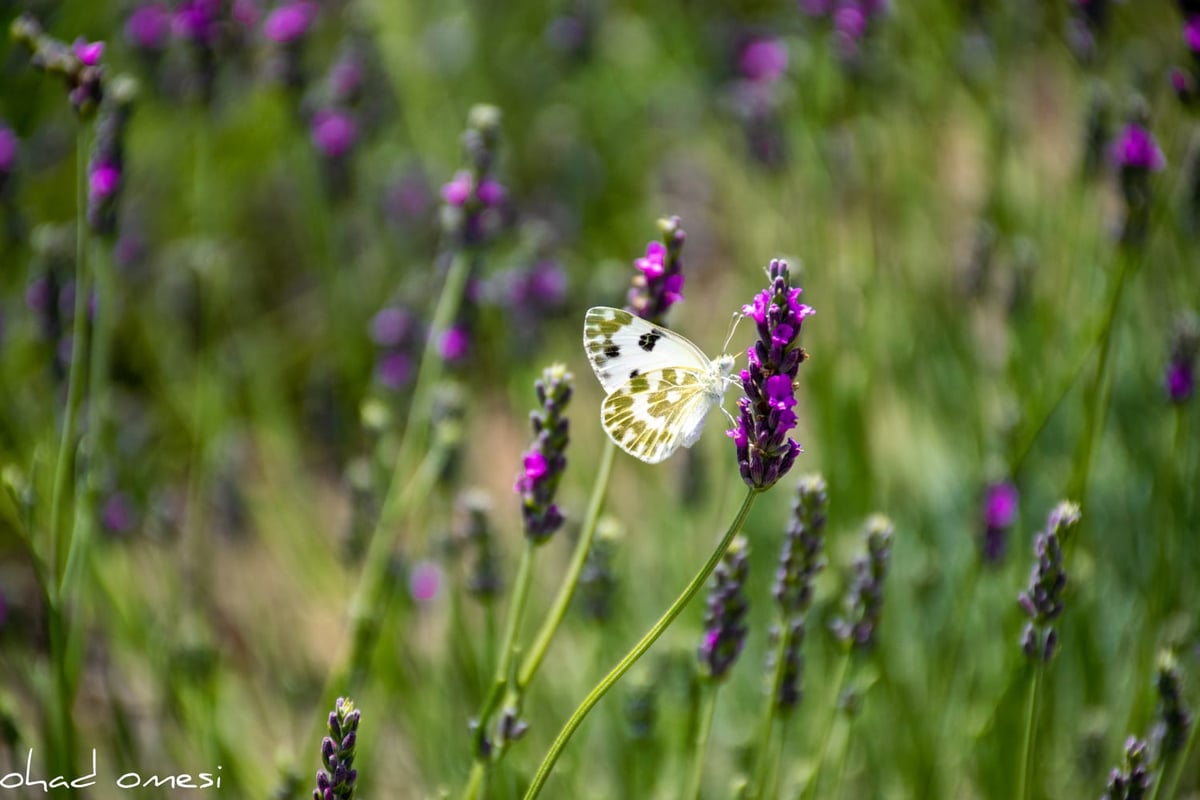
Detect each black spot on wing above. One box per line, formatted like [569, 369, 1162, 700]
[638, 332, 662, 352]
[629, 369, 640, 378]
[605, 344, 621, 359]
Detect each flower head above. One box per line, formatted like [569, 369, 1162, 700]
[264, 1, 318, 43]
[1151, 649, 1193, 757]
[1018, 501, 1081, 662]
[1165, 312, 1199, 404]
[0, 125, 17, 174]
[72, 38, 104, 66]
[981, 480, 1019, 563]
[1112, 123, 1166, 172]
[625, 216, 686, 325]
[698, 535, 750, 681]
[1100, 736, 1151, 800]
[311, 109, 357, 158]
[1186, 16, 1200, 52]
[728, 259, 813, 490]
[514, 365, 572, 543]
[831, 514, 894, 651]
[126, 4, 171, 51]
[739, 38, 788, 83]
[313, 697, 360, 800]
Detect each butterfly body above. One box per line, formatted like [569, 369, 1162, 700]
[583, 306, 735, 464]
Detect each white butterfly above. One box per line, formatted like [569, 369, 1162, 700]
[583, 306, 736, 464]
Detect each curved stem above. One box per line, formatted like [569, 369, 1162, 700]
[1164, 707, 1198, 800]
[522, 487, 761, 800]
[1017, 662, 1043, 800]
[517, 440, 616, 689]
[683, 682, 718, 800]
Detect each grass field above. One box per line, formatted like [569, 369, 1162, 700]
[1, 1, 1198, 798]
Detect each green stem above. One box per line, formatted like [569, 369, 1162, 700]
[1017, 662, 1043, 800]
[60, 237, 113, 601]
[683, 682, 718, 800]
[516, 440, 617, 689]
[468, 540, 537, 765]
[801, 650, 850, 800]
[1068, 249, 1132, 502]
[830, 714, 855, 800]
[522, 488, 761, 800]
[751, 621, 794, 799]
[44, 125, 93, 780]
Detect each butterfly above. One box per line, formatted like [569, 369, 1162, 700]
[583, 306, 736, 464]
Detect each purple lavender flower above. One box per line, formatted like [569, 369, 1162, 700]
[832, 514, 894, 651]
[980, 480, 1019, 564]
[173, 0, 221, 44]
[459, 491, 501, 600]
[440, 105, 506, 247]
[409, 559, 443, 603]
[72, 38, 104, 66]
[698, 535, 750, 681]
[1112, 117, 1165, 247]
[1186, 15, 1200, 52]
[264, 1, 318, 43]
[369, 307, 412, 347]
[1152, 650, 1193, 757]
[739, 38, 788, 83]
[1018, 501, 1081, 663]
[438, 325, 471, 362]
[727, 259, 813, 490]
[311, 109, 357, 158]
[771, 475, 828, 710]
[1165, 313, 1199, 404]
[579, 521, 620, 623]
[1113, 124, 1166, 173]
[102, 492, 136, 534]
[87, 76, 138, 237]
[126, 4, 171, 52]
[1100, 736, 1152, 800]
[11, 15, 105, 116]
[625, 216, 686, 325]
[375, 352, 412, 390]
[514, 365, 572, 543]
[313, 697, 360, 800]
[0, 125, 17, 177]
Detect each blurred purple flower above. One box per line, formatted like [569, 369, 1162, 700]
[626, 218, 686, 323]
[409, 560, 443, 603]
[1167, 361, 1195, 402]
[102, 492, 136, 534]
[439, 325, 471, 361]
[0, 125, 17, 173]
[698, 535, 750, 680]
[514, 365, 571, 543]
[635, 241, 667, 280]
[173, 0, 221, 44]
[72, 38, 105, 66]
[983, 481, 1019, 529]
[263, 1, 318, 43]
[1112, 124, 1165, 172]
[310, 109, 357, 158]
[441, 170, 472, 206]
[330, 56, 363, 100]
[376, 352, 412, 389]
[126, 4, 171, 51]
[386, 171, 433, 222]
[26, 277, 51, 312]
[1186, 16, 1200, 52]
[800, 0, 834, 14]
[739, 38, 788, 82]
[233, 0, 260, 27]
[476, 179, 506, 207]
[89, 162, 120, 201]
[369, 307, 412, 347]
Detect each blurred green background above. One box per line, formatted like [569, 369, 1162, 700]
[1, 0, 1198, 797]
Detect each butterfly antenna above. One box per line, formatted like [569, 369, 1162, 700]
[721, 310, 743, 354]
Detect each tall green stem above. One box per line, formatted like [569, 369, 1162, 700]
[522, 488, 761, 800]
[517, 440, 616, 689]
[683, 682, 718, 800]
[801, 650, 850, 800]
[1068, 250, 1133, 502]
[1017, 663, 1043, 800]
[751, 621, 794, 799]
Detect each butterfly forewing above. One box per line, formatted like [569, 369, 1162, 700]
[584, 306, 712, 393]
[600, 367, 715, 464]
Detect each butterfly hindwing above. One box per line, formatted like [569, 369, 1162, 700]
[600, 366, 716, 464]
[584, 306, 711, 394]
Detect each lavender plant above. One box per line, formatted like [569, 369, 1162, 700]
[314, 697, 360, 800]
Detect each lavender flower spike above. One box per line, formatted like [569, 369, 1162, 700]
[832, 514, 894, 652]
[625, 215, 686, 325]
[1152, 649, 1193, 757]
[771, 474, 828, 710]
[1100, 736, 1152, 800]
[1017, 501, 1081, 663]
[514, 365, 572, 544]
[314, 697, 360, 800]
[698, 535, 750, 681]
[728, 259, 814, 490]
